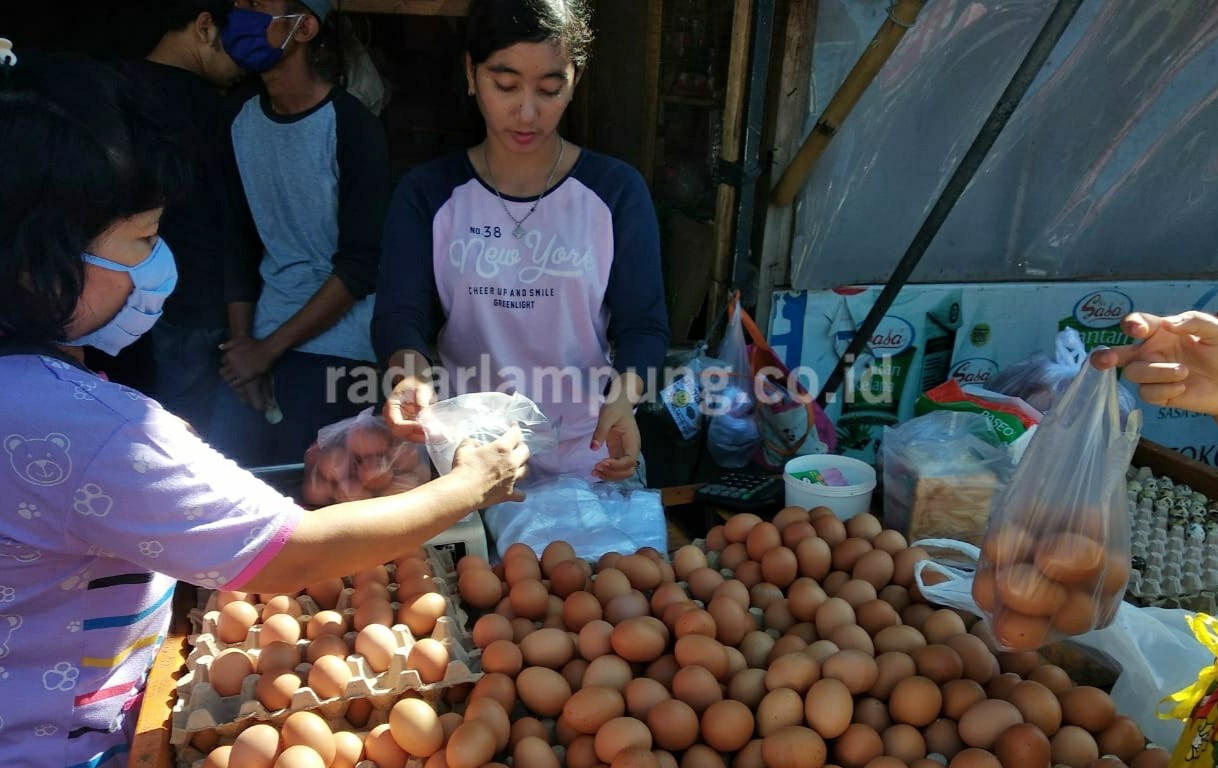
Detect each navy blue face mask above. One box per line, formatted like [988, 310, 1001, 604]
[220, 8, 305, 73]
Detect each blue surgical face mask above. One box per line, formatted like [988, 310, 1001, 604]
[219, 8, 306, 73]
[67, 238, 178, 356]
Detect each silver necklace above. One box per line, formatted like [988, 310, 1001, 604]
[483, 139, 565, 239]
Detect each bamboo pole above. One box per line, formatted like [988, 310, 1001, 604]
[770, 0, 925, 206]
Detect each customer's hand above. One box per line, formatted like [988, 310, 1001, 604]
[232, 375, 272, 412]
[452, 425, 530, 507]
[220, 336, 277, 389]
[1091, 311, 1218, 416]
[591, 397, 641, 482]
[383, 374, 436, 443]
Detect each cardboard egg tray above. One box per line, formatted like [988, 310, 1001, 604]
[170, 613, 482, 746]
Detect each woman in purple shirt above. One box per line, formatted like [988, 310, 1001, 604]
[0, 50, 527, 768]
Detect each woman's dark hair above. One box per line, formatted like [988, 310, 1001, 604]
[0, 53, 186, 343]
[159, 0, 234, 36]
[465, 0, 594, 71]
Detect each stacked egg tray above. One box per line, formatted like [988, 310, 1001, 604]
[1124, 464, 1218, 612]
[170, 546, 482, 762]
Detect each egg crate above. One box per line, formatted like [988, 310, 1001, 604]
[1124, 464, 1218, 607]
[176, 706, 424, 768]
[190, 545, 460, 634]
[171, 614, 482, 745]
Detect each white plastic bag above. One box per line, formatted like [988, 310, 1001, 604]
[417, 391, 557, 475]
[483, 476, 667, 561]
[706, 298, 759, 467]
[911, 537, 1206, 748]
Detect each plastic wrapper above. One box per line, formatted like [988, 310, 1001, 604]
[416, 391, 557, 476]
[880, 411, 1015, 545]
[972, 357, 1141, 651]
[706, 297, 759, 467]
[1158, 613, 1218, 765]
[987, 327, 1138, 423]
[483, 476, 666, 562]
[302, 409, 432, 507]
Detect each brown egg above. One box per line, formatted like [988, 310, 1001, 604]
[672, 607, 717, 639]
[856, 599, 901, 637]
[991, 609, 1051, 652]
[217, 600, 260, 645]
[853, 549, 895, 590]
[805, 677, 853, 738]
[507, 717, 548, 751]
[646, 697, 700, 751]
[607, 591, 653, 624]
[306, 654, 351, 699]
[673, 545, 709, 580]
[230, 723, 281, 768]
[1051, 588, 1099, 635]
[985, 672, 1023, 700]
[958, 699, 1023, 749]
[1035, 533, 1105, 585]
[822, 650, 878, 695]
[761, 726, 828, 768]
[941, 679, 987, 721]
[834, 722, 883, 768]
[671, 665, 722, 715]
[348, 581, 390, 611]
[813, 514, 848, 546]
[272, 744, 325, 768]
[995, 565, 1068, 616]
[407, 637, 449, 684]
[719, 542, 749, 572]
[398, 592, 448, 637]
[563, 686, 626, 734]
[701, 699, 755, 753]
[727, 667, 768, 710]
[944, 633, 999, 685]
[763, 600, 797, 633]
[578, 619, 615, 661]
[254, 670, 301, 711]
[706, 596, 753, 647]
[261, 594, 303, 621]
[883, 723, 927, 763]
[611, 617, 669, 663]
[725, 513, 763, 543]
[280, 711, 335, 767]
[992, 722, 1050, 768]
[331, 731, 364, 768]
[872, 529, 909, 554]
[685, 568, 726, 604]
[828, 624, 875, 656]
[508, 579, 549, 620]
[874, 625, 927, 655]
[922, 609, 968, 643]
[888, 675, 942, 727]
[201, 745, 232, 768]
[892, 546, 930, 588]
[681, 743, 727, 768]
[1007, 680, 1062, 736]
[585, 654, 634, 691]
[1050, 725, 1098, 768]
[1130, 747, 1171, 768]
[948, 747, 1002, 767]
[982, 524, 1037, 565]
[924, 717, 963, 759]
[912, 644, 964, 684]
[765, 652, 821, 695]
[465, 697, 512, 753]
[521, 627, 577, 669]
[972, 565, 997, 612]
[355, 623, 398, 673]
[209, 648, 254, 697]
[387, 697, 443, 757]
[832, 537, 874, 573]
[352, 598, 394, 632]
[814, 597, 856, 639]
[844, 512, 883, 540]
[796, 536, 833, 581]
[782, 521, 817, 549]
[806, 639, 841, 665]
[1028, 663, 1074, 694]
[1058, 686, 1116, 732]
[1097, 716, 1145, 763]
[446, 720, 496, 768]
[853, 696, 892, 733]
[835, 579, 879, 609]
[458, 568, 504, 610]
[624, 677, 670, 720]
[470, 672, 517, 713]
[762, 547, 800, 588]
[594, 717, 653, 764]
[902, 603, 936, 632]
[756, 687, 804, 737]
[868, 651, 916, 700]
[518, 666, 573, 717]
[471, 613, 513, 649]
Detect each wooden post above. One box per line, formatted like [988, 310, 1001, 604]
[708, 0, 756, 335]
[770, 0, 925, 206]
[755, 0, 817, 330]
[641, 0, 665, 186]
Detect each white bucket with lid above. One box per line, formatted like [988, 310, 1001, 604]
[783, 454, 877, 520]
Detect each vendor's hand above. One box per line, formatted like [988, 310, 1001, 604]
[1091, 311, 1218, 416]
[591, 397, 642, 481]
[384, 374, 436, 443]
[452, 425, 530, 507]
[220, 336, 277, 389]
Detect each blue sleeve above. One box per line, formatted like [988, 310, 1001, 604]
[333, 91, 391, 300]
[604, 165, 670, 384]
[373, 171, 440, 366]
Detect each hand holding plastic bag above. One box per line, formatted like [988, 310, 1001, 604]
[972, 356, 1141, 651]
[418, 391, 557, 475]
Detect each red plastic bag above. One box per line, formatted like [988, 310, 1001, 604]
[972, 357, 1140, 651]
[301, 408, 432, 507]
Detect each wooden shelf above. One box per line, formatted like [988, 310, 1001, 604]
[341, 0, 469, 15]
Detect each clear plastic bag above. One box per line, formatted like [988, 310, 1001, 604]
[302, 408, 432, 506]
[417, 391, 558, 476]
[987, 327, 1138, 421]
[706, 297, 759, 468]
[483, 475, 667, 561]
[880, 412, 1015, 545]
[972, 357, 1142, 651]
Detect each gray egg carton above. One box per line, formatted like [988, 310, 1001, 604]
[1125, 464, 1218, 607]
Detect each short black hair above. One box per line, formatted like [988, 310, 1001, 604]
[0, 53, 186, 343]
[158, 0, 233, 36]
[465, 0, 593, 71]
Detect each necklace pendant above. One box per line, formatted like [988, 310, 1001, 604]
[513, 224, 526, 239]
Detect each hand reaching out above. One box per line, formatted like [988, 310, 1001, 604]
[451, 425, 530, 507]
[383, 374, 436, 443]
[1091, 311, 1218, 416]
